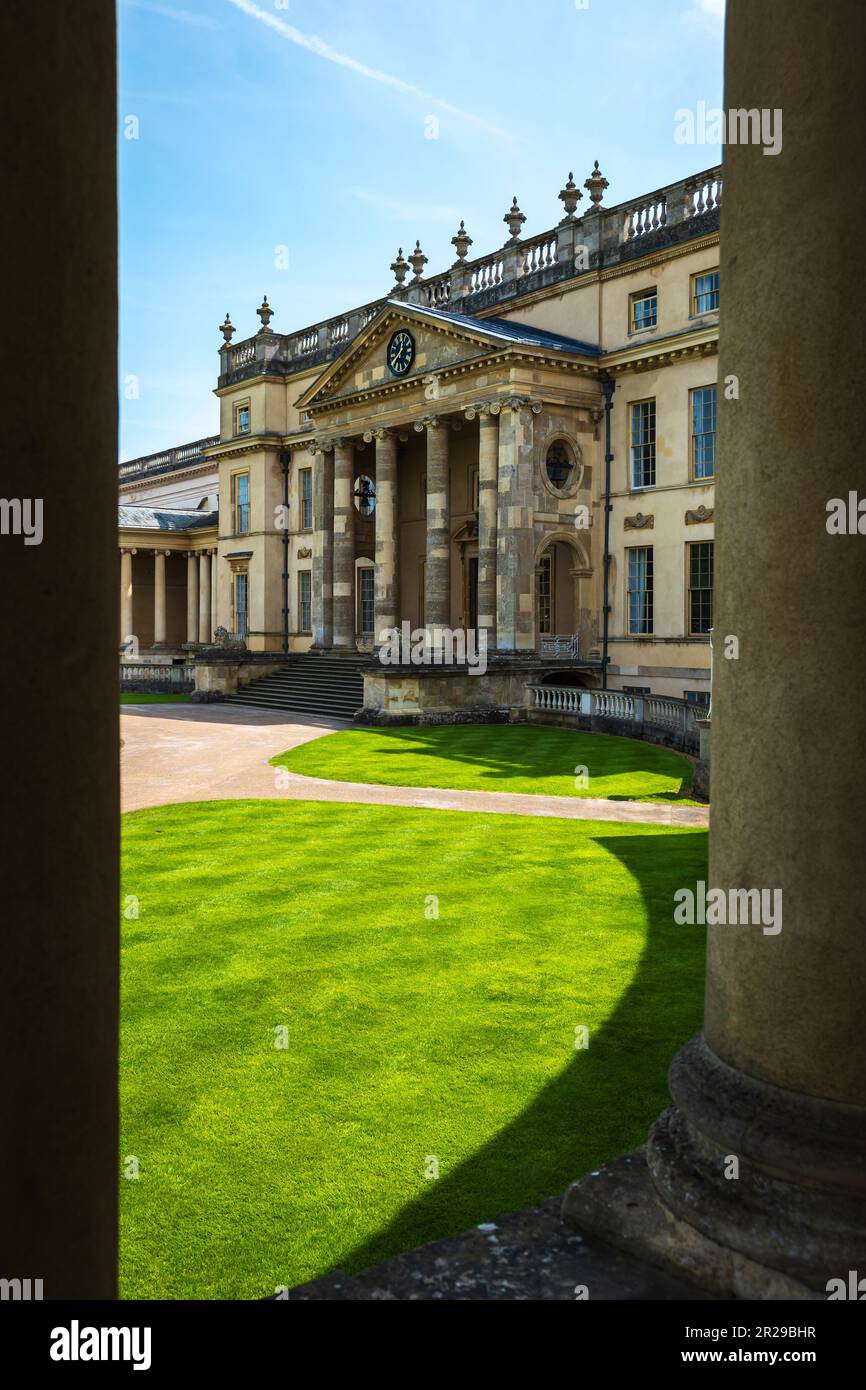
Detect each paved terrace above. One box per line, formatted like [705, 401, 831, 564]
[120, 703, 709, 826]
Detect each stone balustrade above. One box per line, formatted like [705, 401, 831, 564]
[118, 435, 219, 481]
[216, 161, 723, 390]
[527, 684, 704, 759]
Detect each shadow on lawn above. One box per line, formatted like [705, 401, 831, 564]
[360, 725, 693, 798]
[328, 828, 707, 1278]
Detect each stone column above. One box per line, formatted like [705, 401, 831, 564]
[186, 551, 198, 644]
[152, 549, 167, 647]
[210, 550, 218, 641]
[312, 443, 334, 648]
[495, 399, 538, 651]
[564, 0, 866, 1298]
[332, 439, 356, 649]
[120, 548, 134, 642]
[476, 409, 499, 639]
[198, 550, 211, 644]
[372, 429, 399, 639]
[422, 418, 450, 629]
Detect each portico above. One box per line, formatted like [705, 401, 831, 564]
[293, 301, 604, 665]
[118, 506, 218, 652]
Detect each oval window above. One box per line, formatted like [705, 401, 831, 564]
[546, 441, 576, 490]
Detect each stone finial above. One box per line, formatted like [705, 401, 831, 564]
[558, 171, 583, 221]
[220, 312, 235, 344]
[503, 196, 526, 242]
[256, 295, 274, 332]
[451, 220, 473, 262]
[584, 160, 609, 209]
[391, 247, 409, 287]
[408, 240, 428, 281]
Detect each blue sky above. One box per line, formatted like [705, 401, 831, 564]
[118, 0, 724, 460]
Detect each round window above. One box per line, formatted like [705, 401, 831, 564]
[545, 441, 576, 491]
[354, 475, 376, 517]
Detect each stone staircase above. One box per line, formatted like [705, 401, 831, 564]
[224, 653, 370, 720]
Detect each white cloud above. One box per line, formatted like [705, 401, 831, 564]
[225, 0, 514, 143]
[684, 0, 725, 28]
[122, 0, 219, 27]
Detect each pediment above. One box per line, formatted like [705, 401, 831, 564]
[296, 302, 504, 412]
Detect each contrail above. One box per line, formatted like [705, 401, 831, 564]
[225, 0, 514, 142]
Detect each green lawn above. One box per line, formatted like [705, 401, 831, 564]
[121, 693, 190, 704]
[272, 724, 699, 805]
[121, 798, 707, 1299]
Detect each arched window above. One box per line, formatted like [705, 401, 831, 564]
[545, 441, 576, 491]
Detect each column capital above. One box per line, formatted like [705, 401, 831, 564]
[363, 428, 395, 444]
[311, 438, 334, 455]
[152, 547, 171, 558]
[465, 401, 503, 423]
[413, 415, 442, 432]
[120, 546, 137, 555]
[501, 394, 543, 415]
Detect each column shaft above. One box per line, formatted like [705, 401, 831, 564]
[312, 447, 334, 647]
[495, 404, 535, 651]
[477, 413, 499, 637]
[153, 551, 167, 646]
[186, 552, 198, 644]
[210, 551, 218, 642]
[120, 550, 133, 642]
[374, 432, 399, 637]
[424, 423, 450, 629]
[332, 441, 356, 648]
[198, 552, 211, 644]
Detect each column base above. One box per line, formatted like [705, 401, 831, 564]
[562, 1034, 866, 1299]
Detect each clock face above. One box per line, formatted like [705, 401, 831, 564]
[387, 329, 415, 377]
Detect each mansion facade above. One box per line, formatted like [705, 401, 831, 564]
[119, 160, 720, 716]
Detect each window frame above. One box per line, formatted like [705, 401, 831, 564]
[690, 268, 720, 317]
[543, 437, 581, 499]
[298, 570, 312, 634]
[357, 562, 375, 636]
[629, 286, 658, 334]
[537, 551, 554, 636]
[626, 545, 654, 636]
[232, 569, 249, 638]
[231, 471, 250, 537]
[234, 399, 251, 436]
[299, 467, 313, 531]
[687, 540, 714, 636]
[690, 384, 717, 481]
[630, 398, 657, 490]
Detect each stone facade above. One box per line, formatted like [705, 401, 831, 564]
[117, 162, 720, 710]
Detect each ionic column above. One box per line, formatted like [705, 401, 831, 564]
[210, 551, 218, 641]
[152, 550, 167, 647]
[421, 418, 450, 629]
[371, 429, 399, 638]
[186, 551, 198, 644]
[120, 548, 134, 642]
[476, 409, 499, 638]
[332, 439, 356, 648]
[495, 399, 538, 651]
[198, 550, 210, 644]
[311, 443, 334, 647]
